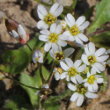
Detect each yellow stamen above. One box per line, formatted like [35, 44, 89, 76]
[69, 25, 80, 36]
[57, 68, 63, 74]
[88, 56, 96, 64]
[44, 13, 56, 25]
[48, 33, 58, 43]
[77, 85, 87, 94]
[68, 67, 78, 76]
[87, 75, 96, 84]
[55, 52, 64, 60]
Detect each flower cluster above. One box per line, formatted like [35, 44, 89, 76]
[33, 2, 109, 106]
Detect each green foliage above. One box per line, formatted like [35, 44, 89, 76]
[90, 32, 110, 48]
[20, 73, 40, 107]
[0, 34, 43, 74]
[3, 94, 32, 110]
[0, 46, 31, 74]
[88, 0, 110, 33]
[43, 90, 72, 110]
[41, 66, 50, 80]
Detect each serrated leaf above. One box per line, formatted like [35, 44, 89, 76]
[88, 0, 110, 33]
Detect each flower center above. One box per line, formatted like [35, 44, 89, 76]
[69, 25, 80, 36]
[44, 13, 56, 25]
[48, 33, 58, 43]
[57, 68, 63, 74]
[88, 56, 96, 64]
[87, 75, 96, 84]
[55, 52, 64, 60]
[35, 57, 40, 61]
[68, 67, 78, 76]
[77, 85, 87, 94]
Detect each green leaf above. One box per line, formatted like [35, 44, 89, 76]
[20, 73, 41, 107]
[3, 94, 32, 110]
[43, 90, 72, 110]
[0, 34, 42, 74]
[0, 46, 31, 74]
[41, 66, 50, 80]
[90, 32, 110, 48]
[88, 0, 110, 33]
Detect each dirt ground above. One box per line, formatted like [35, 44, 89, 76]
[0, 0, 110, 110]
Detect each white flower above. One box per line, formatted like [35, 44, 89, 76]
[60, 58, 86, 83]
[50, 46, 75, 61]
[53, 67, 64, 80]
[60, 20, 67, 30]
[39, 23, 67, 52]
[84, 72, 104, 92]
[32, 50, 44, 63]
[37, 3, 63, 29]
[68, 82, 98, 106]
[9, 25, 29, 44]
[81, 42, 109, 73]
[63, 13, 89, 45]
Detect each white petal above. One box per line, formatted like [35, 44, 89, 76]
[95, 48, 106, 57]
[68, 36, 75, 41]
[37, 4, 48, 19]
[65, 13, 75, 27]
[97, 78, 104, 84]
[78, 33, 88, 42]
[49, 49, 55, 58]
[40, 30, 50, 35]
[97, 55, 109, 62]
[11, 30, 19, 38]
[55, 24, 62, 34]
[65, 58, 74, 67]
[60, 61, 69, 71]
[50, 3, 63, 17]
[64, 48, 75, 57]
[58, 40, 67, 47]
[75, 37, 83, 45]
[18, 25, 26, 37]
[76, 94, 84, 106]
[60, 72, 67, 79]
[44, 43, 51, 52]
[71, 77, 77, 84]
[76, 75, 83, 84]
[50, 23, 57, 33]
[70, 93, 79, 102]
[74, 60, 82, 68]
[78, 64, 86, 72]
[85, 92, 98, 99]
[92, 83, 98, 92]
[54, 72, 60, 80]
[68, 83, 76, 91]
[51, 43, 58, 51]
[37, 20, 48, 29]
[63, 31, 71, 37]
[81, 54, 89, 65]
[84, 45, 90, 55]
[38, 56, 43, 63]
[79, 21, 90, 30]
[94, 63, 105, 72]
[39, 35, 48, 41]
[76, 16, 85, 26]
[88, 42, 95, 54]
